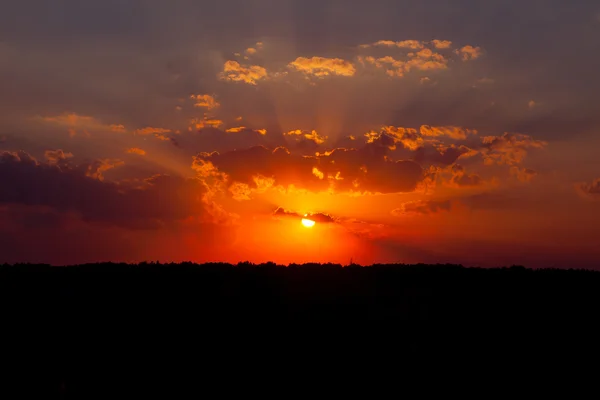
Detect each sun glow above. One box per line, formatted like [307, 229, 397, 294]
[301, 218, 316, 228]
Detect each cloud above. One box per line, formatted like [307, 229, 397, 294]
[242, 41, 263, 57]
[431, 40, 452, 49]
[360, 40, 425, 49]
[126, 148, 146, 156]
[78, 159, 125, 181]
[413, 144, 478, 166]
[132, 126, 179, 146]
[226, 126, 248, 133]
[576, 178, 600, 199]
[312, 167, 325, 180]
[133, 127, 171, 136]
[455, 45, 483, 61]
[480, 133, 547, 166]
[288, 57, 356, 77]
[190, 118, 224, 130]
[359, 49, 449, 77]
[0, 151, 211, 229]
[510, 167, 537, 182]
[356, 39, 482, 78]
[392, 199, 451, 216]
[10, 149, 121, 181]
[193, 143, 425, 196]
[191, 94, 220, 110]
[420, 125, 477, 140]
[272, 207, 336, 223]
[447, 164, 483, 187]
[219, 60, 268, 85]
[273, 207, 299, 219]
[285, 129, 327, 145]
[366, 126, 423, 151]
[109, 125, 127, 133]
[177, 127, 272, 154]
[45, 149, 74, 165]
[38, 113, 125, 137]
[226, 126, 267, 135]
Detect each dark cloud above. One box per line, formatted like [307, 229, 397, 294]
[0, 150, 210, 229]
[447, 164, 483, 187]
[576, 178, 600, 200]
[273, 207, 336, 223]
[45, 149, 74, 165]
[273, 207, 300, 219]
[413, 144, 476, 166]
[392, 200, 452, 216]
[177, 127, 280, 154]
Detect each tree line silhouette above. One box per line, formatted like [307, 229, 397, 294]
[2, 262, 598, 398]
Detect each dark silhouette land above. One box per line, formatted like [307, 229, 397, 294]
[2, 262, 598, 397]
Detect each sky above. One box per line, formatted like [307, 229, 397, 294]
[1, 0, 600, 267]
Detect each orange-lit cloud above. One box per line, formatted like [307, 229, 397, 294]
[191, 118, 224, 130]
[481, 133, 547, 165]
[193, 143, 425, 197]
[133, 127, 171, 136]
[126, 147, 146, 156]
[132, 126, 178, 146]
[38, 113, 125, 137]
[226, 126, 247, 133]
[366, 126, 423, 150]
[82, 159, 125, 180]
[359, 49, 449, 77]
[219, 60, 268, 85]
[45, 149, 74, 165]
[431, 39, 452, 49]
[285, 129, 327, 144]
[288, 57, 356, 77]
[455, 45, 483, 61]
[110, 124, 127, 133]
[243, 41, 263, 57]
[312, 167, 325, 180]
[191, 94, 220, 110]
[420, 125, 478, 140]
[360, 40, 425, 49]
[226, 126, 267, 135]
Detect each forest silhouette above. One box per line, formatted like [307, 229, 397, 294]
[2, 262, 599, 397]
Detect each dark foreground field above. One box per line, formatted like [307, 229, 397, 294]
[1, 262, 599, 397]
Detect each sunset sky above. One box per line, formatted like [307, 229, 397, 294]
[1, 0, 599, 267]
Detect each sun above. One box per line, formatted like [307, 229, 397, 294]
[301, 217, 316, 228]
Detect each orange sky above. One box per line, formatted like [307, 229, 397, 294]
[1, 0, 600, 267]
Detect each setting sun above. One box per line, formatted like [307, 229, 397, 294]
[301, 218, 316, 228]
